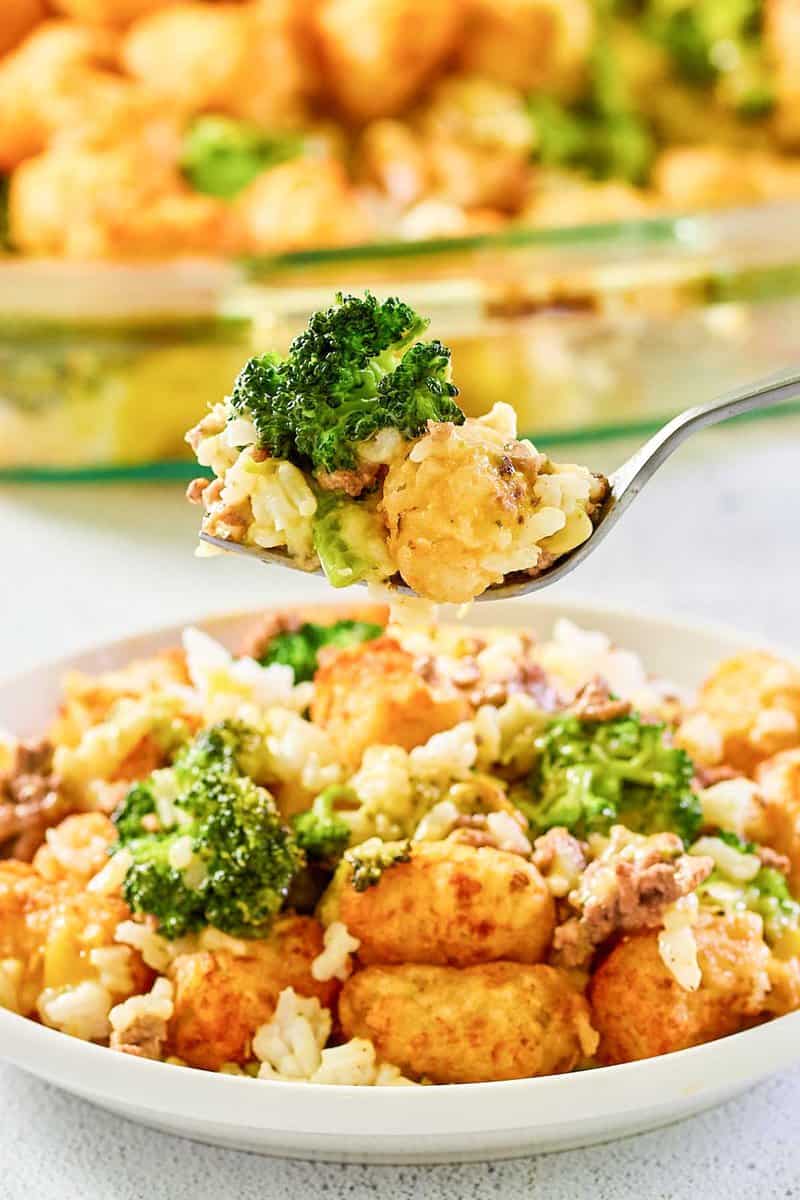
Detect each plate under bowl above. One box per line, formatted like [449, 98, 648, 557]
[1, 597, 797, 1163]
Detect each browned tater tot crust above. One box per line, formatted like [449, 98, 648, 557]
[340, 960, 596, 1083]
[339, 840, 555, 966]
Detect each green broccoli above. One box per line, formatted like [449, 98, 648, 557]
[259, 619, 384, 682]
[746, 867, 800, 944]
[520, 712, 701, 844]
[112, 722, 303, 939]
[527, 31, 655, 185]
[694, 832, 800, 945]
[228, 293, 465, 477]
[345, 839, 412, 892]
[292, 785, 355, 862]
[180, 115, 303, 199]
[643, 0, 772, 114]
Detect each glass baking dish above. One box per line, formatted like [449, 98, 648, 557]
[2, 202, 799, 480]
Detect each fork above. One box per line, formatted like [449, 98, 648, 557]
[199, 366, 800, 601]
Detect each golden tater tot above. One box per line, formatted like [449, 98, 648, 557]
[677, 651, 800, 776]
[417, 75, 535, 212]
[0, 21, 115, 168]
[49, 0, 172, 26]
[339, 840, 554, 966]
[229, 157, 374, 254]
[458, 0, 594, 98]
[9, 136, 226, 257]
[167, 915, 337, 1070]
[122, 0, 309, 127]
[340, 961, 596, 1083]
[311, 0, 463, 122]
[32, 813, 117, 884]
[0, 0, 45, 58]
[589, 913, 771, 1065]
[311, 636, 470, 768]
[756, 750, 800, 895]
[122, 3, 251, 112]
[653, 146, 800, 212]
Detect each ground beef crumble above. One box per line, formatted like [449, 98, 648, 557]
[0, 739, 69, 860]
[552, 828, 714, 967]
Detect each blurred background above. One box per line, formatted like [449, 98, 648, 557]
[0, 0, 798, 668]
[2, 0, 800, 477]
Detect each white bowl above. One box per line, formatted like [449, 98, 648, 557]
[1, 598, 797, 1164]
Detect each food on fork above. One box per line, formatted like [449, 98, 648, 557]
[186, 292, 609, 603]
[2, 606, 800, 1085]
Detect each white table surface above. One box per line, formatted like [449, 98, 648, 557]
[1, 414, 799, 1198]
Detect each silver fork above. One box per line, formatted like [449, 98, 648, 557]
[199, 366, 800, 601]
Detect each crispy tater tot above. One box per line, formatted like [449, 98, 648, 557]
[458, 0, 594, 97]
[756, 750, 800, 895]
[677, 651, 800, 776]
[311, 636, 470, 768]
[9, 135, 226, 257]
[311, 0, 463, 122]
[589, 913, 771, 1064]
[122, 0, 310, 127]
[338, 840, 555, 966]
[653, 146, 800, 212]
[230, 157, 374, 254]
[0, 0, 45, 57]
[0, 21, 116, 168]
[167, 915, 338, 1070]
[340, 961, 596, 1082]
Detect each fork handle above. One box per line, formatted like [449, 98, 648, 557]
[611, 366, 800, 505]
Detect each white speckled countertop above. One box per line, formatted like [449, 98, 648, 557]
[1, 415, 799, 1197]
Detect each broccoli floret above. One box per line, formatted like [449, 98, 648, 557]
[528, 31, 655, 184]
[259, 619, 384, 683]
[520, 712, 701, 844]
[644, 0, 772, 113]
[228, 293, 465, 476]
[180, 115, 302, 199]
[293, 785, 355, 862]
[113, 722, 303, 939]
[345, 839, 412, 892]
[746, 867, 800, 945]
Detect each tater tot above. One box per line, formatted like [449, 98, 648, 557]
[9, 137, 226, 258]
[589, 913, 771, 1065]
[653, 146, 800, 212]
[0, 22, 117, 169]
[458, 0, 594, 97]
[229, 157, 374, 254]
[122, 3, 250, 111]
[0, 0, 45, 57]
[340, 961, 595, 1082]
[122, 0, 309, 127]
[756, 750, 800, 895]
[311, 636, 470, 769]
[311, 0, 463, 122]
[167, 915, 338, 1070]
[338, 840, 555, 966]
[678, 652, 800, 776]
